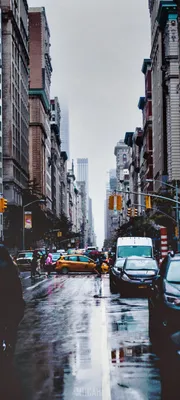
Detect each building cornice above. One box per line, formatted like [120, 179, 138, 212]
[141, 59, 152, 75]
[29, 89, 50, 113]
[157, 1, 177, 28]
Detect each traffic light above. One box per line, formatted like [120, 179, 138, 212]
[145, 195, 151, 209]
[127, 208, 132, 217]
[0, 198, 8, 213]
[116, 195, 122, 211]
[175, 226, 179, 238]
[108, 195, 114, 210]
[133, 208, 138, 216]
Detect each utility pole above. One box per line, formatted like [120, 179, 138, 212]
[176, 180, 179, 243]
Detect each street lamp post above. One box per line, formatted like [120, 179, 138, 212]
[22, 199, 46, 250]
[146, 179, 179, 239]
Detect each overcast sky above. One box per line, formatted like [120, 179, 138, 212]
[29, 0, 151, 248]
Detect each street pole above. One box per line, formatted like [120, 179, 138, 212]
[22, 206, 25, 250]
[176, 180, 179, 243]
[22, 198, 46, 250]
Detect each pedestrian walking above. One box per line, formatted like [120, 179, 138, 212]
[94, 255, 103, 297]
[40, 253, 46, 271]
[31, 251, 40, 278]
[45, 252, 53, 277]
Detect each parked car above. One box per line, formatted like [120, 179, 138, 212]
[67, 248, 76, 255]
[56, 249, 66, 255]
[16, 250, 45, 271]
[110, 256, 159, 295]
[109, 258, 126, 293]
[55, 254, 108, 274]
[149, 253, 180, 342]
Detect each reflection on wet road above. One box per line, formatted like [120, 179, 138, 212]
[11, 274, 163, 399]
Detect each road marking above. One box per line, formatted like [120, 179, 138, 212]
[101, 279, 111, 400]
[26, 278, 47, 290]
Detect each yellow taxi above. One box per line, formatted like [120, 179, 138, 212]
[55, 254, 109, 274]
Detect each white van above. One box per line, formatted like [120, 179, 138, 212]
[116, 237, 153, 262]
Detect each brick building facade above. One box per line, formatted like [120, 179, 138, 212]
[1, 0, 29, 205]
[29, 7, 52, 208]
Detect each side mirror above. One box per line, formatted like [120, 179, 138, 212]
[155, 274, 161, 280]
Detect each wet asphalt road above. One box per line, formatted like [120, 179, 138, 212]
[2, 272, 178, 399]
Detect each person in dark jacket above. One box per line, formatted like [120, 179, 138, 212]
[0, 245, 25, 354]
[31, 251, 40, 278]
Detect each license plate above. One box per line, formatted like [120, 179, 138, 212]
[138, 285, 147, 289]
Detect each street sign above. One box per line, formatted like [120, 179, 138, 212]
[175, 226, 179, 238]
[57, 231, 62, 237]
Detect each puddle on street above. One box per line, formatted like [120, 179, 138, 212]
[111, 344, 154, 364]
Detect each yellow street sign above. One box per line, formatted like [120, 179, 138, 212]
[57, 231, 62, 237]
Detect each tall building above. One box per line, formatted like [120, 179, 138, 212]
[77, 158, 89, 245]
[138, 59, 153, 196]
[88, 197, 95, 245]
[60, 106, 70, 160]
[148, 0, 180, 190]
[77, 158, 89, 185]
[114, 140, 129, 225]
[1, 0, 29, 206]
[50, 97, 61, 217]
[109, 169, 117, 191]
[114, 140, 128, 191]
[60, 151, 68, 216]
[29, 7, 52, 209]
[76, 181, 87, 247]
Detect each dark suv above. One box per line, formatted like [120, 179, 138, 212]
[149, 253, 180, 342]
[110, 256, 158, 295]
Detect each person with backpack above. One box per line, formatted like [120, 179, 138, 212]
[0, 244, 25, 356]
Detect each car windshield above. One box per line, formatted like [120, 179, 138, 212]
[18, 252, 33, 258]
[117, 245, 152, 258]
[115, 260, 125, 268]
[167, 261, 180, 283]
[124, 259, 158, 270]
[52, 253, 60, 261]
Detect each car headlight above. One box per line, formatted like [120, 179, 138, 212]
[164, 294, 180, 305]
[121, 273, 130, 282]
[164, 282, 180, 305]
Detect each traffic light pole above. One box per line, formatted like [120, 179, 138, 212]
[117, 189, 180, 206]
[176, 181, 179, 240]
[116, 189, 180, 237]
[132, 203, 176, 223]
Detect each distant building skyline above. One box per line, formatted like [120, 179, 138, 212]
[77, 158, 89, 245]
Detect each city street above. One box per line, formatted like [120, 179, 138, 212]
[0, 273, 168, 399]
